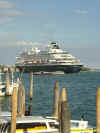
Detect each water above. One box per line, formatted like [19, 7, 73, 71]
[0, 72, 100, 127]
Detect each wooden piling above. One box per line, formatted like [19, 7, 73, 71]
[11, 87, 17, 133]
[60, 88, 70, 133]
[17, 83, 25, 117]
[6, 70, 10, 95]
[60, 101, 70, 133]
[61, 88, 67, 101]
[25, 99, 32, 116]
[10, 67, 15, 84]
[10, 66, 15, 73]
[30, 72, 33, 100]
[58, 87, 67, 119]
[0, 69, 2, 85]
[58, 100, 61, 121]
[96, 87, 100, 133]
[58, 88, 67, 123]
[53, 81, 60, 118]
[0, 69, 2, 111]
[11, 71, 14, 84]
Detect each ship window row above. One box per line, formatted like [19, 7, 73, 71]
[56, 58, 75, 61]
[21, 52, 69, 56]
[23, 57, 74, 60]
[23, 56, 51, 60]
[16, 122, 47, 129]
[26, 53, 50, 57]
[3, 122, 47, 133]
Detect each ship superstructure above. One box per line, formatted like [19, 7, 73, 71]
[16, 42, 83, 73]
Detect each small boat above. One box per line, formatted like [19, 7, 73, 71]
[0, 112, 96, 133]
[0, 72, 6, 96]
[34, 71, 64, 75]
[0, 84, 6, 96]
[0, 82, 19, 96]
[0, 115, 59, 133]
[0, 72, 19, 96]
[70, 120, 96, 133]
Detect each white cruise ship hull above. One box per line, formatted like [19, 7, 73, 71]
[16, 64, 83, 73]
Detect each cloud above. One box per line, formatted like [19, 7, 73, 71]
[0, 1, 13, 9]
[73, 9, 88, 14]
[5, 41, 48, 49]
[0, 41, 44, 47]
[0, 10, 24, 17]
[0, 17, 12, 23]
[0, 41, 41, 48]
[0, 1, 45, 23]
[0, 1, 25, 23]
[16, 41, 43, 47]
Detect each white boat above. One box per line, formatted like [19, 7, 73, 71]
[70, 120, 96, 133]
[0, 112, 96, 133]
[34, 71, 64, 75]
[0, 84, 6, 96]
[0, 72, 6, 95]
[0, 82, 19, 96]
[0, 115, 59, 133]
[0, 71, 19, 96]
[0, 72, 6, 96]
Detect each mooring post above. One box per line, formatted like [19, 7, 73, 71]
[58, 87, 67, 119]
[61, 101, 70, 133]
[30, 72, 33, 100]
[0, 69, 2, 112]
[6, 69, 10, 95]
[58, 88, 67, 127]
[96, 87, 100, 133]
[11, 87, 17, 133]
[61, 88, 67, 101]
[10, 66, 15, 85]
[25, 99, 32, 116]
[17, 83, 25, 117]
[0, 69, 2, 85]
[53, 81, 60, 119]
[60, 88, 70, 133]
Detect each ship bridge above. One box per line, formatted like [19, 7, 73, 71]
[50, 42, 60, 49]
[48, 42, 64, 54]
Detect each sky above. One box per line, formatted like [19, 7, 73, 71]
[0, 0, 99, 68]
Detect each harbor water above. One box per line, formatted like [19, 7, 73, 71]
[0, 72, 100, 127]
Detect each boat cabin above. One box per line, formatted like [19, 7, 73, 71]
[0, 112, 95, 133]
[0, 116, 59, 133]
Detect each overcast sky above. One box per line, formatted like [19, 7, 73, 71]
[0, 0, 99, 68]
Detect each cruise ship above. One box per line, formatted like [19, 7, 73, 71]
[15, 42, 83, 73]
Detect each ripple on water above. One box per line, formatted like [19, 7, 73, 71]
[0, 72, 99, 127]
